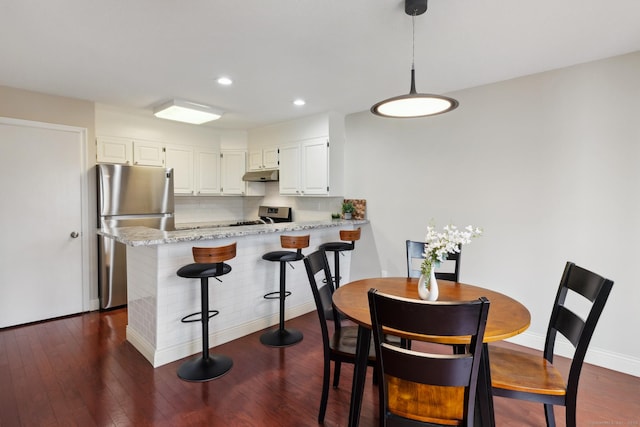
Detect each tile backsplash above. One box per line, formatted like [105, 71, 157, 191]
[174, 182, 345, 224]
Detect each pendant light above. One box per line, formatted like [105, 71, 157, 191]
[371, 0, 458, 118]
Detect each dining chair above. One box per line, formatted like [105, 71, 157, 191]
[405, 239, 464, 353]
[303, 250, 377, 423]
[406, 240, 461, 281]
[368, 289, 490, 427]
[489, 261, 614, 427]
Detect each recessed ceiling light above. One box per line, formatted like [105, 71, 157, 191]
[217, 77, 233, 86]
[293, 99, 306, 106]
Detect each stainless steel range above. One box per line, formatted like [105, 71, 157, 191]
[228, 206, 292, 226]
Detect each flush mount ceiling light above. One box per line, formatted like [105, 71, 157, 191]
[153, 99, 223, 124]
[371, 0, 458, 118]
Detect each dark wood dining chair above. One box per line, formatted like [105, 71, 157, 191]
[406, 240, 461, 281]
[368, 289, 490, 427]
[303, 250, 377, 423]
[489, 261, 614, 427]
[405, 239, 464, 352]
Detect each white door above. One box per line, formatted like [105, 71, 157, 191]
[0, 118, 86, 328]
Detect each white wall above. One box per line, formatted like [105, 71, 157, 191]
[344, 52, 640, 376]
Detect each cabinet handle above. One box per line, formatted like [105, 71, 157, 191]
[70, 231, 80, 238]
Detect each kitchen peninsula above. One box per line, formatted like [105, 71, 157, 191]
[99, 219, 368, 367]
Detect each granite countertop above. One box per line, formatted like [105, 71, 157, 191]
[98, 219, 369, 246]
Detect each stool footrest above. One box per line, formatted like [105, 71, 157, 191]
[181, 310, 219, 323]
[263, 291, 292, 300]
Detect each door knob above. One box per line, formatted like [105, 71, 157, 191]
[70, 231, 80, 238]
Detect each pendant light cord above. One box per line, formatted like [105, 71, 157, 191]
[409, 10, 418, 94]
[411, 12, 416, 71]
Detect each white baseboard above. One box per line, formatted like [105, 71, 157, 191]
[507, 331, 640, 378]
[130, 301, 317, 368]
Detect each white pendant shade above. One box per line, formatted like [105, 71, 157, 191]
[154, 100, 223, 124]
[371, 93, 457, 118]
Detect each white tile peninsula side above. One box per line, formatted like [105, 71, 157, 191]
[98, 220, 368, 367]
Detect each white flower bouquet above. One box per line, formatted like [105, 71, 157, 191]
[420, 224, 483, 277]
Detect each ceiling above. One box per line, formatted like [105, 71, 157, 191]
[2, 0, 639, 130]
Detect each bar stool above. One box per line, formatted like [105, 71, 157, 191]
[318, 228, 361, 320]
[176, 242, 236, 382]
[319, 227, 361, 288]
[260, 234, 310, 347]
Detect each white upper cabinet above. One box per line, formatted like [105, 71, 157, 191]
[195, 148, 221, 195]
[165, 144, 194, 195]
[301, 138, 329, 195]
[97, 137, 166, 167]
[249, 146, 279, 171]
[96, 136, 132, 164]
[278, 143, 301, 195]
[279, 137, 330, 196]
[133, 140, 165, 166]
[250, 112, 344, 197]
[220, 150, 246, 195]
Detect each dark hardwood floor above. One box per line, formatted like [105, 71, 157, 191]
[1, 308, 638, 426]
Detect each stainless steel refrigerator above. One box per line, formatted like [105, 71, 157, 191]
[97, 164, 175, 309]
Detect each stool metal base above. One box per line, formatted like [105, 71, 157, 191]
[259, 328, 303, 347]
[177, 354, 233, 382]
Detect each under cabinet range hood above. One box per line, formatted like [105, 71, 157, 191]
[242, 170, 279, 182]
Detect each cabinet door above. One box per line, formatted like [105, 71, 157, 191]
[301, 138, 329, 195]
[248, 149, 263, 171]
[96, 137, 132, 164]
[263, 146, 279, 169]
[196, 149, 221, 195]
[220, 151, 246, 195]
[278, 143, 301, 195]
[133, 140, 165, 166]
[165, 145, 194, 195]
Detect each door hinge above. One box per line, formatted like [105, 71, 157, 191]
[162, 147, 166, 152]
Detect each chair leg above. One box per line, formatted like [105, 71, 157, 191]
[333, 360, 342, 388]
[333, 251, 341, 287]
[544, 403, 557, 427]
[319, 358, 331, 423]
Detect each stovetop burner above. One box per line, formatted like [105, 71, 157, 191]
[227, 206, 292, 227]
[228, 220, 264, 227]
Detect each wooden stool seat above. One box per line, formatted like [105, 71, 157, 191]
[260, 235, 310, 347]
[176, 242, 236, 382]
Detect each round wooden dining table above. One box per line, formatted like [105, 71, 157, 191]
[332, 277, 531, 427]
